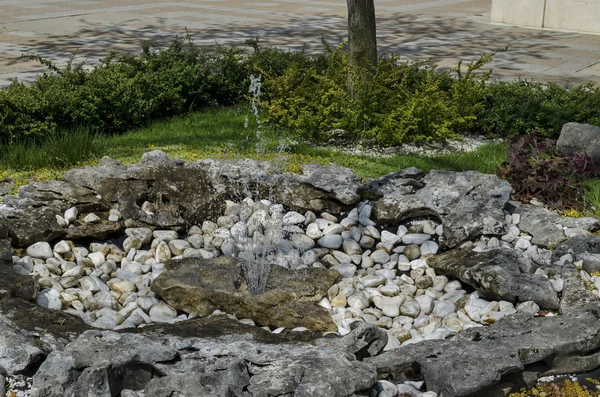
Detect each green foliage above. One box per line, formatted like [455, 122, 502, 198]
[497, 132, 600, 211]
[2, 33, 600, 151]
[480, 80, 600, 138]
[262, 44, 491, 146]
[0, 34, 264, 144]
[582, 178, 600, 217]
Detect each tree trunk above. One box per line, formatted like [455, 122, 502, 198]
[346, 0, 377, 99]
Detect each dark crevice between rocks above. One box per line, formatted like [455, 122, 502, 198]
[22, 351, 46, 378]
[109, 362, 166, 393]
[376, 361, 422, 384]
[489, 361, 552, 397]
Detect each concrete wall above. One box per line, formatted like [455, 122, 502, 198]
[491, 0, 600, 35]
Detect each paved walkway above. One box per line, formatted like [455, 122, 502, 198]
[1, 0, 600, 87]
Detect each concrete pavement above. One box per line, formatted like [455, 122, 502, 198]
[1, 0, 599, 87]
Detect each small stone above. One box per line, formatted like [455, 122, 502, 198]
[402, 233, 431, 245]
[26, 242, 53, 260]
[331, 292, 347, 308]
[517, 301, 540, 315]
[152, 230, 179, 241]
[125, 228, 153, 244]
[87, 252, 106, 266]
[110, 280, 136, 294]
[420, 241, 438, 256]
[422, 222, 437, 236]
[122, 262, 143, 275]
[433, 300, 456, 318]
[320, 212, 337, 222]
[359, 235, 375, 249]
[443, 280, 462, 292]
[379, 283, 400, 296]
[317, 235, 343, 249]
[404, 245, 421, 261]
[512, 213, 521, 225]
[283, 211, 305, 225]
[332, 263, 357, 278]
[55, 214, 68, 227]
[306, 223, 322, 240]
[62, 265, 83, 278]
[371, 249, 391, 264]
[487, 237, 500, 249]
[109, 208, 122, 220]
[342, 239, 362, 256]
[154, 241, 171, 263]
[149, 301, 178, 322]
[323, 224, 345, 235]
[64, 207, 78, 223]
[168, 239, 191, 256]
[83, 213, 101, 224]
[321, 254, 339, 268]
[415, 295, 434, 315]
[123, 237, 142, 253]
[361, 255, 374, 269]
[315, 218, 333, 230]
[415, 275, 433, 289]
[53, 240, 71, 255]
[36, 289, 62, 310]
[340, 217, 357, 229]
[514, 238, 532, 250]
[410, 259, 427, 270]
[361, 274, 387, 288]
[400, 299, 421, 318]
[291, 234, 315, 252]
[550, 278, 564, 293]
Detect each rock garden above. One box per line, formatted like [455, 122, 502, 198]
[3, 137, 600, 396]
[4, 27, 600, 397]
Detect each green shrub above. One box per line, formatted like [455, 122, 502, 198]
[0, 35, 255, 144]
[262, 44, 491, 146]
[479, 80, 600, 138]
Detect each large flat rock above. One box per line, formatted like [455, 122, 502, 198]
[151, 256, 340, 332]
[370, 168, 512, 248]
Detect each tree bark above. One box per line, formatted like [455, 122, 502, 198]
[346, 0, 378, 99]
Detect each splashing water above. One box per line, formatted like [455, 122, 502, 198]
[244, 74, 265, 153]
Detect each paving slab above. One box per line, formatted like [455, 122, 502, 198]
[0, 0, 599, 87]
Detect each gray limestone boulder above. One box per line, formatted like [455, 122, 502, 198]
[370, 168, 512, 248]
[557, 122, 600, 163]
[427, 248, 560, 309]
[515, 204, 567, 247]
[0, 298, 91, 376]
[552, 235, 600, 262]
[515, 203, 599, 248]
[0, 180, 109, 247]
[30, 317, 384, 397]
[559, 266, 599, 314]
[366, 303, 600, 397]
